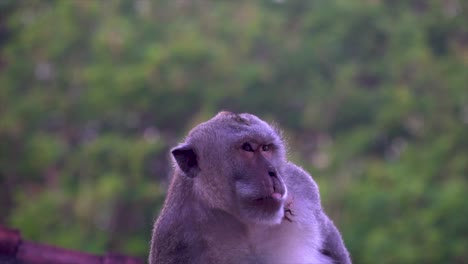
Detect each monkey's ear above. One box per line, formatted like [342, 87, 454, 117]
[171, 145, 200, 178]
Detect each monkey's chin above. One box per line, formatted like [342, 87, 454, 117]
[241, 196, 285, 226]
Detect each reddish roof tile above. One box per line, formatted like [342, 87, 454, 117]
[0, 226, 143, 264]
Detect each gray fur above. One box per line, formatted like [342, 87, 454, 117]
[149, 112, 351, 264]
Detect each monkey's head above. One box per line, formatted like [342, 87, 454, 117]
[171, 112, 288, 225]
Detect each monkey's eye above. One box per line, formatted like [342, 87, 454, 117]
[242, 143, 254, 152]
[262, 145, 270, 151]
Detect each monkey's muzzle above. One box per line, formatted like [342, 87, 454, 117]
[251, 193, 284, 213]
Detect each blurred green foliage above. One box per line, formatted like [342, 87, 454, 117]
[0, 0, 467, 262]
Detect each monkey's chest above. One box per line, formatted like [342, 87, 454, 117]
[249, 222, 333, 264]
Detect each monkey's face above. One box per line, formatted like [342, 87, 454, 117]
[171, 112, 288, 225]
[231, 138, 288, 225]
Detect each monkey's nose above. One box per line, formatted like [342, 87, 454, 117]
[268, 167, 277, 177]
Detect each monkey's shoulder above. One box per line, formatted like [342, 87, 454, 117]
[282, 162, 321, 204]
[151, 214, 208, 263]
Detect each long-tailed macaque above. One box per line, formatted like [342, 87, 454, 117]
[150, 112, 351, 264]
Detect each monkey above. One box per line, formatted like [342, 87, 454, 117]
[149, 112, 351, 264]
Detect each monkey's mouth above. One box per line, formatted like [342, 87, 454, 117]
[253, 192, 282, 202]
[251, 193, 283, 212]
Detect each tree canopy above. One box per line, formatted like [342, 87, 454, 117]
[0, 1, 467, 263]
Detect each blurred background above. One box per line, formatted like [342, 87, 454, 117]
[0, 0, 467, 263]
